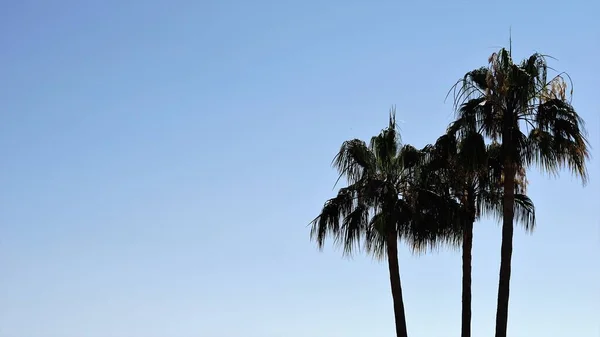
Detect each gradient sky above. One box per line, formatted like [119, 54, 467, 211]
[1, 1, 598, 337]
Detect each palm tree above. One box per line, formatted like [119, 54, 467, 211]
[449, 47, 590, 337]
[421, 129, 536, 337]
[310, 110, 460, 337]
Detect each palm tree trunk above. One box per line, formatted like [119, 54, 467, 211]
[461, 219, 474, 337]
[495, 163, 515, 337]
[386, 232, 409, 337]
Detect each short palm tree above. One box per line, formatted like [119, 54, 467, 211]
[450, 47, 590, 337]
[422, 128, 535, 337]
[310, 110, 459, 337]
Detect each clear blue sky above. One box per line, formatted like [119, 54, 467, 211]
[1, 1, 598, 337]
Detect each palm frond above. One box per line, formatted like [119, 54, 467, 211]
[364, 211, 389, 260]
[407, 188, 464, 253]
[513, 193, 535, 232]
[338, 203, 369, 256]
[332, 139, 376, 185]
[530, 99, 590, 184]
[310, 186, 355, 249]
[457, 131, 487, 172]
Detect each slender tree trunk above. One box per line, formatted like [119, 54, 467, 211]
[461, 219, 474, 337]
[386, 232, 409, 337]
[495, 163, 516, 337]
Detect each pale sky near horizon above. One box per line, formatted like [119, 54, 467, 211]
[1, 1, 598, 337]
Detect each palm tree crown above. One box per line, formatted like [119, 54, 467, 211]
[449, 48, 590, 181]
[310, 109, 460, 258]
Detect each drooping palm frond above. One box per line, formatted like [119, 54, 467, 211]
[310, 186, 356, 250]
[332, 139, 376, 186]
[457, 131, 488, 173]
[364, 211, 390, 260]
[398, 144, 426, 172]
[529, 98, 590, 184]
[406, 185, 465, 253]
[339, 201, 370, 256]
[479, 192, 535, 232]
[513, 193, 535, 232]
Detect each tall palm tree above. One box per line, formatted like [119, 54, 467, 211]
[449, 47, 590, 337]
[422, 129, 536, 337]
[310, 110, 459, 337]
